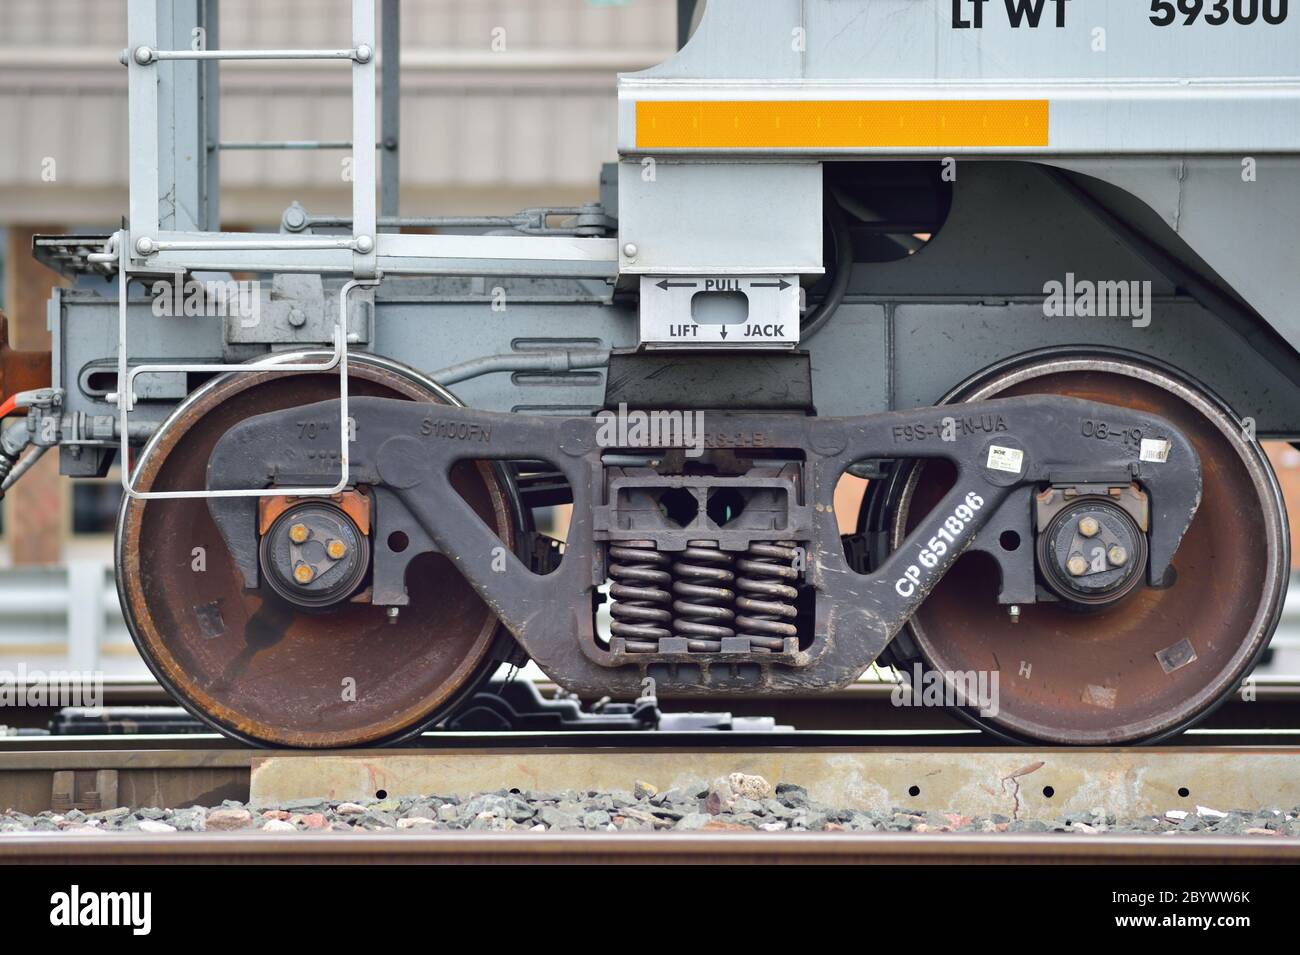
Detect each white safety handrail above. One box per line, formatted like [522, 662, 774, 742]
[116, 238, 375, 501]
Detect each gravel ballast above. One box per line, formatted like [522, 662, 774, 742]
[5, 774, 1299, 836]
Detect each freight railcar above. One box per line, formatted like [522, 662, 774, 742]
[4, 0, 1296, 746]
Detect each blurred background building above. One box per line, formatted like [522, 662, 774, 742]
[0, 0, 675, 673]
[0, 0, 1297, 676]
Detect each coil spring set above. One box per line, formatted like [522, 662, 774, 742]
[608, 540, 801, 654]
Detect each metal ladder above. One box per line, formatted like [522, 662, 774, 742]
[126, 0, 382, 278]
[113, 0, 384, 501]
[108, 0, 617, 502]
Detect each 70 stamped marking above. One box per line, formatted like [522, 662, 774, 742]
[895, 491, 986, 597]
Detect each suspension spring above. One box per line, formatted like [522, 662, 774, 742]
[671, 541, 736, 652]
[609, 540, 673, 653]
[735, 541, 800, 652]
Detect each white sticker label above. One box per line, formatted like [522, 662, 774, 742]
[1140, 438, 1171, 463]
[985, 445, 1023, 474]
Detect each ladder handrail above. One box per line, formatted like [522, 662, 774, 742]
[131, 45, 371, 63]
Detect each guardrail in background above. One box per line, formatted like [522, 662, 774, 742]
[0, 563, 132, 675]
[0, 563, 1297, 677]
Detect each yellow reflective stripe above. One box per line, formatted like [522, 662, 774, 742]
[635, 99, 1049, 149]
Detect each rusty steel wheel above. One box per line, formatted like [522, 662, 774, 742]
[116, 353, 519, 748]
[874, 351, 1288, 745]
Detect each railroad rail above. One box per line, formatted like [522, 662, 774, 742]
[3, 831, 1297, 865]
[6, 674, 1300, 734]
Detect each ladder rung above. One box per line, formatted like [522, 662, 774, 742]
[216, 141, 362, 151]
[130, 46, 370, 64]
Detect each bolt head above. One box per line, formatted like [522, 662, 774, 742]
[1078, 516, 1100, 537]
[354, 44, 373, 63]
[1066, 554, 1089, 577]
[134, 236, 155, 255]
[622, 243, 638, 259]
[288, 522, 310, 544]
[326, 539, 348, 560]
[133, 45, 154, 65]
[354, 234, 374, 254]
[288, 308, 306, 328]
[1107, 545, 1129, 567]
[293, 563, 315, 584]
